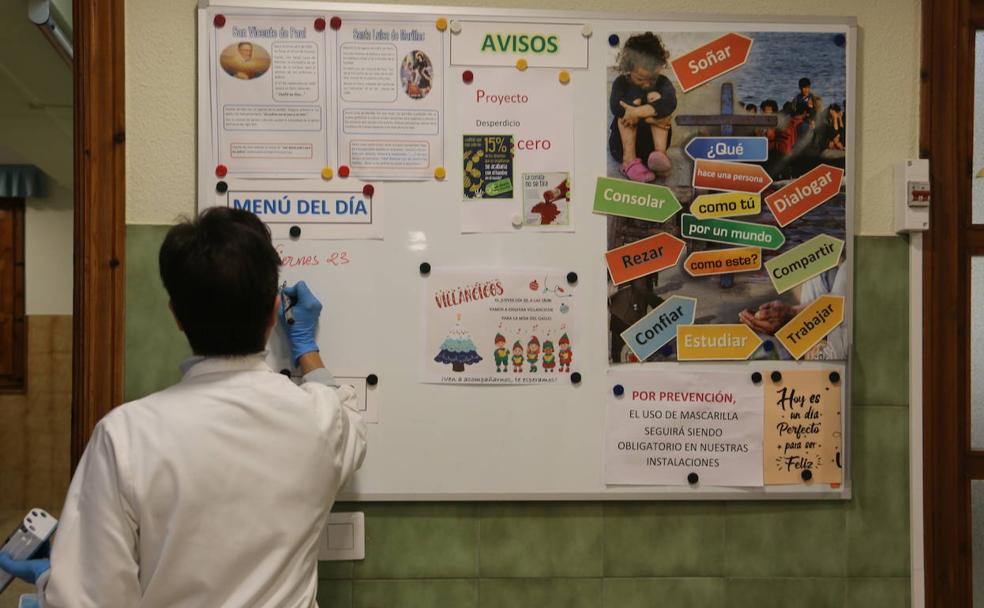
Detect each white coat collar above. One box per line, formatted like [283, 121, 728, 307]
[180, 353, 273, 380]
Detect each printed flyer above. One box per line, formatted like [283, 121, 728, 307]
[601, 30, 850, 363]
[458, 69, 574, 233]
[210, 15, 329, 175]
[605, 370, 764, 486]
[335, 20, 444, 179]
[422, 269, 578, 384]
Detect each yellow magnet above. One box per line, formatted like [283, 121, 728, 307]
[320, 166, 334, 180]
[436, 17, 448, 31]
[434, 166, 447, 180]
[558, 70, 571, 84]
[515, 58, 528, 71]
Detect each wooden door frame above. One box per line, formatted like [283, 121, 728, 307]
[72, 0, 126, 468]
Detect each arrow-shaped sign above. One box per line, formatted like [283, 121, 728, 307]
[605, 232, 686, 286]
[776, 295, 846, 360]
[692, 159, 773, 193]
[680, 214, 786, 250]
[684, 246, 762, 277]
[690, 192, 761, 220]
[764, 234, 845, 294]
[593, 177, 682, 223]
[765, 164, 844, 227]
[620, 295, 697, 361]
[676, 324, 763, 361]
[685, 137, 768, 162]
[670, 32, 754, 92]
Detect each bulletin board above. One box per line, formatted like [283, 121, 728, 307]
[197, 0, 856, 500]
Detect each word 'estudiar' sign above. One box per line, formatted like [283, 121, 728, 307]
[450, 21, 589, 68]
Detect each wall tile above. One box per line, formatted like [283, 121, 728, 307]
[603, 577, 727, 608]
[847, 406, 910, 576]
[319, 559, 354, 580]
[354, 580, 477, 608]
[726, 577, 845, 608]
[852, 236, 909, 406]
[478, 578, 601, 608]
[603, 502, 725, 577]
[844, 577, 910, 608]
[317, 579, 352, 608]
[479, 503, 603, 577]
[723, 501, 846, 577]
[353, 503, 479, 579]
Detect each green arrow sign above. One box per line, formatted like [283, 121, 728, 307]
[764, 234, 845, 294]
[593, 177, 681, 223]
[680, 214, 786, 250]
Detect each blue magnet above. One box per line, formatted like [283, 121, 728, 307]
[763, 340, 774, 352]
[608, 34, 620, 47]
[613, 384, 624, 397]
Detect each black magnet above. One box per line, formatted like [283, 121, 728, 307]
[367, 373, 378, 386]
[770, 371, 782, 383]
[829, 371, 841, 384]
[751, 371, 762, 384]
[215, 180, 228, 194]
[613, 384, 624, 397]
[763, 340, 774, 352]
[419, 262, 431, 275]
[687, 472, 699, 485]
[570, 372, 582, 384]
[566, 271, 578, 284]
[801, 469, 813, 482]
[289, 225, 301, 238]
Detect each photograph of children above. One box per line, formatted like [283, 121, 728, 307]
[219, 42, 272, 80]
[400, 50, 434, 99]
[605, 31, 849, 363]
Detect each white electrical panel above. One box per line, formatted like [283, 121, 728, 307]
[895, 159, 930, 233]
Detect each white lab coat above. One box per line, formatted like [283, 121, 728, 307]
[36, 355, 367, 608]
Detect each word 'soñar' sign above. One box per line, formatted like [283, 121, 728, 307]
[692, 159, 773, 193]
[684, 137, 768, 162]
[620, 295, 697, 361]
[670, 32, 753, 92]
[593, 177, 682, 223]
[684, 246, 762, 277]
[690, 192, 761, 220]
[676, 324, 763, 361]
[680, 214, 785, 250]
[605, 232, 686, 286]
[765, 164, 845, 227]
[776, 295, 846, 360]
[764, 234, 845, 294]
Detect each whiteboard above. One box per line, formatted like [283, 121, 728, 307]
[197, 1, 856, 500]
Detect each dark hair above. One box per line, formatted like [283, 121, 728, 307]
[618, 32, 670, 73]
[798, 77, 811, 89]
[238, 42, 253, 50]
[159, 207, 281, 356]
[744, 103, 757, 112]
[829, 103, 842, 113]
[760, 99, 779, 112]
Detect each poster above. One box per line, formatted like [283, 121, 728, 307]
[422, 269, 578, 384]
[335, 20, 444, 179]
[210, 16, 329, 176]
[602, 30, 849, 363]
[763, 369, 843, 484]
[458, 69, 575, 233]
[605, 370, 764, 486]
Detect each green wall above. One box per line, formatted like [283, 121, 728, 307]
[126, 227, 910, 607]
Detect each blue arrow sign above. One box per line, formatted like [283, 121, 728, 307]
[620, 295, 697, 361]
[684, 137, 769, 162]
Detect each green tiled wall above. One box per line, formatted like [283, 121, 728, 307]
[125, 227, 910, 607]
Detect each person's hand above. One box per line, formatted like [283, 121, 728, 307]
[738, 300, 797, 335]
[0, 551, 50, 584]
[646, 91, 662, 103]
[280, 280, 323, 364]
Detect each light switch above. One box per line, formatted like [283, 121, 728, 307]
[319, 512, 365, 561]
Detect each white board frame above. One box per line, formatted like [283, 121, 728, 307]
[197, 0, 857, 501]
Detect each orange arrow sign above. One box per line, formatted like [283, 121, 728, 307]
[765, 164, 844, 227]
[683, 246, 762, 277]
[776, 295, 846, 360]
[676, 324, 763, 360]
[692, 159, 773, 193]
[670, 33, 754, 92]
[605, 232, 686, 286]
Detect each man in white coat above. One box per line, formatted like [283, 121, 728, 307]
[0, 207, 367, 607]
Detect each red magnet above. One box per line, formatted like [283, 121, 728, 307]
[330, 16, 342, 30]
[213, 14, 226, 28]
[215, 164, 228, 178]
[462, 70, 474, 83]
[314, 17, 326, 31]
[338, 165, 350, 177]
[362, 184, 375, 197]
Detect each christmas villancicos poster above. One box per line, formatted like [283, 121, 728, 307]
[422, 269, 579, 384]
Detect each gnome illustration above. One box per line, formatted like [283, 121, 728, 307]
[511, 340, 524, 373]
[493, 333, 509, 372]
[526, 336, 540, 372]
[558, 333, 572, 372]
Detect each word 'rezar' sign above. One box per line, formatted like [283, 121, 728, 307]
[765, 164, 844, 227]
[670, 33, 753, 92]
[605, 232, 686, 286]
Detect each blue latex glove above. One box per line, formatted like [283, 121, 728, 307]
[0, 551, 50, 584]
[280, 280, 322, 364]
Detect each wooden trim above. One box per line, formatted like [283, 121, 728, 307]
[923, 0, 975, 605]
[0, 198, 26, 392]
[72, 0, 126, 468]
[969, 226, 984, 252]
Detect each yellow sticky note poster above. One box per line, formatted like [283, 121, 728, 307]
[763, 369, 843, 485]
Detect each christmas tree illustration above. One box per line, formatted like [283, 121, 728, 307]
[434, 313, 483, 372]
